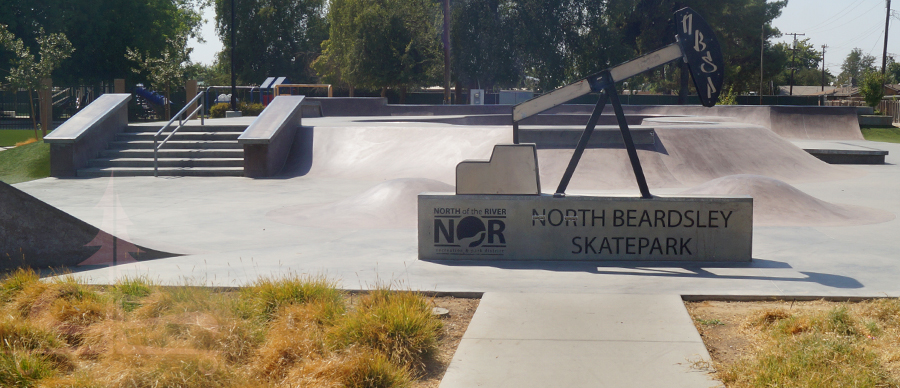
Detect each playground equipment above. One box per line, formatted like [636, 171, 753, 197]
[274, 84, 333, 98]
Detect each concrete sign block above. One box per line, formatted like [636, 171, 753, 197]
[456, 144, 541, 195]
[418, 194, 752, 262]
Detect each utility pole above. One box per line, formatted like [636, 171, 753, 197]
[442, 0, 451, 105]
[760, 25, 765, 105]
[883, 0, 892, 76]
[786, 33, 805, 96]
[821, 44, 828, 91]
[231, 0, 237, 112]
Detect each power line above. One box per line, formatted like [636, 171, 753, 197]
[801, 0, 866, 33]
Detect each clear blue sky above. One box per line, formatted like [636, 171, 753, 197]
[188, 0, 900, 78]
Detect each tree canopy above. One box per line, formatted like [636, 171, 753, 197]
[215, 0, 327, 85]
[445, 0, 787, 94]
[313, 0, 442, 95]
[838, 48, 877, 87]
[770, 38, 833, 88]
[0, 0, 202, 85]
[0, 24, 73, 136]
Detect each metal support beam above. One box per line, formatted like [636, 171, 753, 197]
[606, 83, 652, 199]
[554, 88, 609, 196]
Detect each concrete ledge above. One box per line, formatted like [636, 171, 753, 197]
[858, 115, 893, 127]
[238, 96, 304, 177]
[44, 94, 130, 177]
[805, 149, 887, 164]
[419, 194, 752, 262]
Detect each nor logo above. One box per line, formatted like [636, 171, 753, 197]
[434, 216, 506, 248]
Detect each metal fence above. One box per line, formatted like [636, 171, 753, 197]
[0, 84, 116, 130]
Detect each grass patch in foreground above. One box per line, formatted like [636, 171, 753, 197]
[0, 130, 41, 147]
[0, 140, 50, 184]
[861, 127, 900, 143]
[688, 299, 900, 388]
[0, 269, 452, 388]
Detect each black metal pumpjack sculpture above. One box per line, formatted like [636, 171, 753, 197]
[511, 7, 725, 199]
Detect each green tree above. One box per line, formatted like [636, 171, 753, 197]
[125, 36, 192, 119]
[0, 24, 74, 137]
[771, 39, 834, 88]
[313, 0, 442, 99]
[886, 59, 900, 84]
[838, 48, 876, 86]
[450, 0, 519, 91]
[860, 71, 885, 108]
[0, 0, 203, 85]
[186, 56, 231, 87]
[215, 0, 327, 85]
[606, 0, 787, 94]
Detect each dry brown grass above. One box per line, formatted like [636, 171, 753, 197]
[688, 299, 900, 388]
[0, 270, 466, 388]
[13, 138, 38, 147]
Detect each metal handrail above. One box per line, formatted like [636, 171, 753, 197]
[154, 91, 205, 177]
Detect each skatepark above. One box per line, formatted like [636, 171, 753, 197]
[4, 96, 900, 387]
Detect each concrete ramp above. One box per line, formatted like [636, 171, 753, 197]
[539, 122, 858, 191]
[632, 105, 864, 140]
[0, 181, 175, 271]
[284, 121, 856, 192]
[680, 175, 894, 227]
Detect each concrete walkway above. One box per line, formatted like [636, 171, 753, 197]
[440, 293, 718, 388]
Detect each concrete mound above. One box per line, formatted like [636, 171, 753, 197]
[267, 178, 454, 229]
[539, 122, 859, 191]
[0, 181, 175, 271]
[287, 120, 858, 192]
[679, 174, 894, 226]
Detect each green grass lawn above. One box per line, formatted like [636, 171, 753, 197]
[0, 129, 41, 147]
[0, 140, 50, 184]
[861, 127, 900, 143]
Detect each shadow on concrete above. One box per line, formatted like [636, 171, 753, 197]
[1, 181, 177, 272]
[426, 258, 863, 289]
[273, 126, 314, 178]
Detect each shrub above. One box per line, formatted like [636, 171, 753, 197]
[860, 71, 886, 108]
[329, 289, 442, 371]
[283, 349, 412, 388]
[109, 276, 153, 312]
[240, 102, 265, 116]
[0, 317, 61, 350]
[239, 275, 344, 321]
[0, 268, 40, 303]
[0, 351, 58, 387]
[209, 102, 230, 118]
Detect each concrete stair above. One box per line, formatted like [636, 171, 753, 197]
[77, 123, 246, 177]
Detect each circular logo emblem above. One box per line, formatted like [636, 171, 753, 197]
[456, 216, 486, 248]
